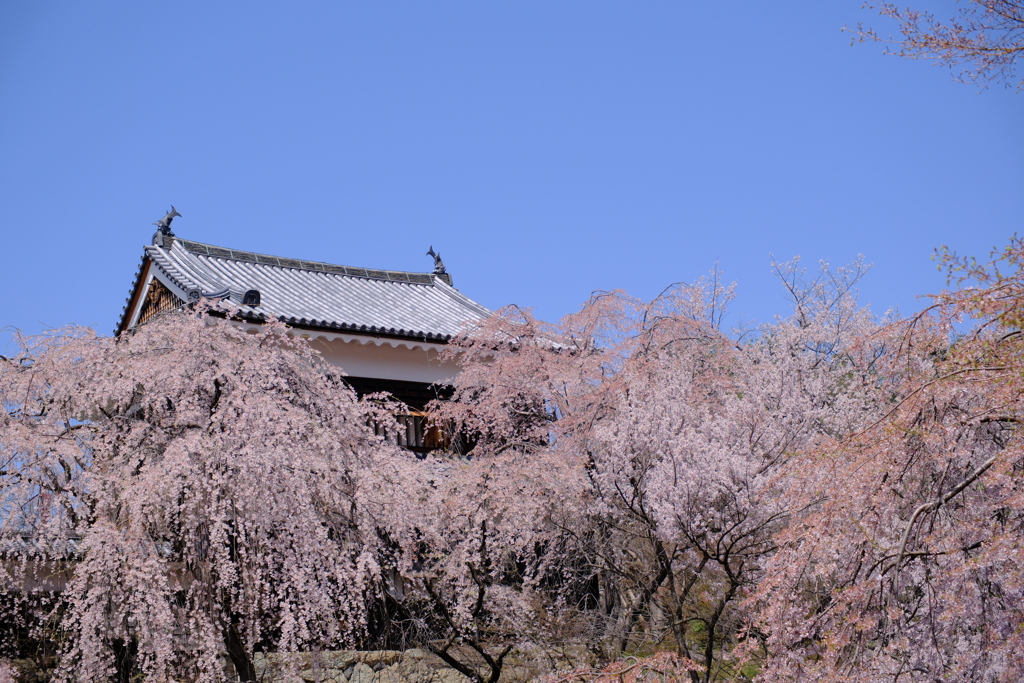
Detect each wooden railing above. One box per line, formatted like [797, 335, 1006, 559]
[375, 412, 448, 455]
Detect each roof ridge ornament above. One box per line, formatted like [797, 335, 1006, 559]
[426, 245, 446, 275]
[152, 206, 181, 247]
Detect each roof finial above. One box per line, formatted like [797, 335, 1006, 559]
[426, 245, 446, 275]
[152, 206, 181, 247]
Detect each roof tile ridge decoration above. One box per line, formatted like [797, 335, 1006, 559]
[176, 238, 437, 286]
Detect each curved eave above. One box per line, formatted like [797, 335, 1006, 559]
[279, 317, 453, 343]
[190, 308, 456, 349]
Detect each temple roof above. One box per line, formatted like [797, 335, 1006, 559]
[117, 236, 492, 341]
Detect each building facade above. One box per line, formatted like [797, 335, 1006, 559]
[118, 225, 491, 452]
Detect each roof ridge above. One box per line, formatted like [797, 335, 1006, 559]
[174, 237, 437, 285]
[431, 277, 493, 318]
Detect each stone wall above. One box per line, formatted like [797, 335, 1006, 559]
[253, 646, 596, 683]
[254, 650, 458, 683]
[6, 646, 595, 683]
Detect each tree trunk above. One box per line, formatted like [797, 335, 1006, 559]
[224, 622, 256, 683]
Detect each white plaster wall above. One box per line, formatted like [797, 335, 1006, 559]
[309, 336, 459, 384]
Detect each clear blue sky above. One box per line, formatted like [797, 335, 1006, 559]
[2, 2, 1022, 347]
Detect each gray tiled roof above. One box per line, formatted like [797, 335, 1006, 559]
[118, 237, 492, 340]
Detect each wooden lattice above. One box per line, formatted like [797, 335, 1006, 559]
[137, 278, 182, 326]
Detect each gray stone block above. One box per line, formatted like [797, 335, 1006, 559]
[372, 663, 406, 683]
[321, 652, 357, 670]
[431, 669, 470, 683]
[349, 662, 376, 683]
[360, 651, 403, 667]
[397, 657, 436, 683]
